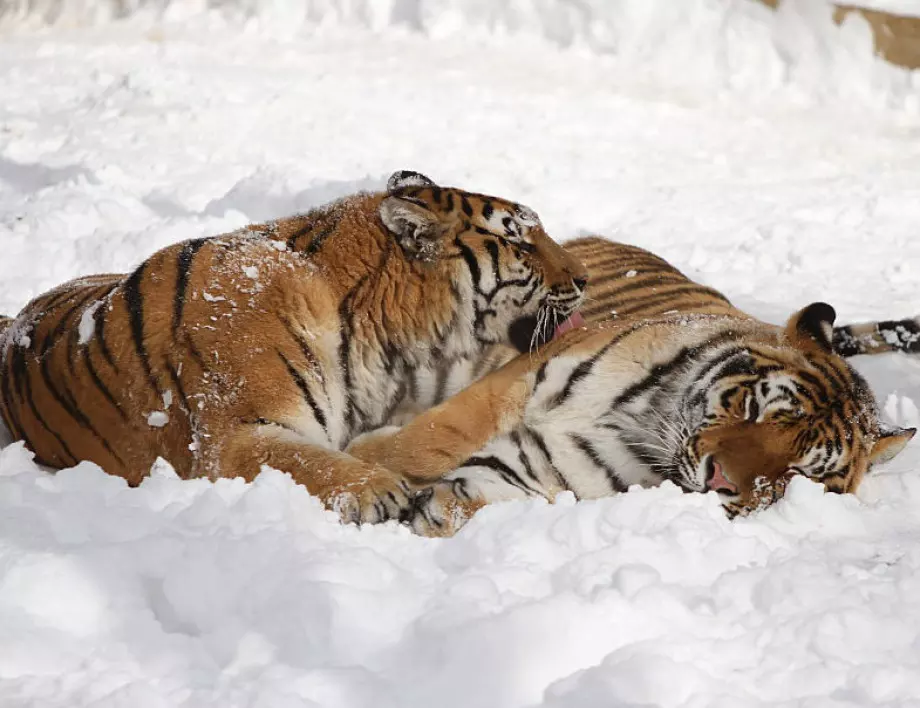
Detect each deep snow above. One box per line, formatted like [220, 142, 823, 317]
[2, 2, 920, 707]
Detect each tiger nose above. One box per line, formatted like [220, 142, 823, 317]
[572, 276, 588, 291]
[705, 457, 738, 494]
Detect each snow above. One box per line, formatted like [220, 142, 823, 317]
[146, 411, 170, 428]
[76, 299, 103, 344]
[1, 2, 920, 707]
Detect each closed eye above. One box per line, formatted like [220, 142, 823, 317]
[508, 238, 535, 253]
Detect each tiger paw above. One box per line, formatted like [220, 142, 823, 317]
[404, 479, 485, 538]
[326, 468, 414, 526]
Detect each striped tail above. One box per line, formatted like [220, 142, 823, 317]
[833, 317, 920, 357]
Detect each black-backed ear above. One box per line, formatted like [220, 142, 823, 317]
[869, 426, 916, 465]
[378, 196, 443, 260]
[387, 170, 436, 194]
[785, 302, 836, 353]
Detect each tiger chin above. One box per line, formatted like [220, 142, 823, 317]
[0, 170, 587, 526]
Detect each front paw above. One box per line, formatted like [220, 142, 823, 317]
[329, 469, 414, 526]
[404, 479, 484, 538]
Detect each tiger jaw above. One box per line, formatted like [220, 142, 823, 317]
[507, 301, 585, 353]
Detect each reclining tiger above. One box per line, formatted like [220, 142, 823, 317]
[0, 171, 588, 525]
[351, 237, 918, 536]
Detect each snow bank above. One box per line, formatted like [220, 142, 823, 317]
[1, 0, 917, 107]
[2, 445, 920, 707]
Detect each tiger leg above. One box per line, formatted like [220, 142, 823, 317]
[345, 358, 537, 483]
[212, 424, 414, 525]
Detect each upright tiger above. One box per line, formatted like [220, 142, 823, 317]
[358, 236, 915, 535]
[0, 171, 587, 524]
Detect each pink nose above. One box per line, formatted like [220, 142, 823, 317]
[706, 459, 738, 494]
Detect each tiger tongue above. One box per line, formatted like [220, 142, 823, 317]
[554, 311, 585, 339]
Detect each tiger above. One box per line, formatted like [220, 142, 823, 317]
[353, 236, 916, 536]
[0, 170, 588, 525]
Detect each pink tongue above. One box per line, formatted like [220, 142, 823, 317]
[554, 311, 586, 339]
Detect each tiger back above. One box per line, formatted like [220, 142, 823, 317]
[0, 171, 587, 525]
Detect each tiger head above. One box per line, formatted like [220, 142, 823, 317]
[670, 303, 915, 516]
[378, 171, 588, 353]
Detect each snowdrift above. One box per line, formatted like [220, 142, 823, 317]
[1, 0, 918, 104]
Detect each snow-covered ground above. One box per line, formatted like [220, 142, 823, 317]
[2, 2, 920, 706]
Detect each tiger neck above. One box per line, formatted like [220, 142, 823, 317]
[312, 228, 474, 435]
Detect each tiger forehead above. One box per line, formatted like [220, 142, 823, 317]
[402, 186, 539, 225]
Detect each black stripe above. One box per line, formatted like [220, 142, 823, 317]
[338, 277, 366, 433]
[796, 369, 831, 406]
[684, 348, 749, 409]
[381, 379, 409, 425]
[570, 433, 627, 492]
[510, 430, 541, 485]
[461, 454, 536, 495]
[40, 288, 101, 354]
[280, 352, 328, 433]
[38, 355, 124, 466]
[550, 328, 634, 408]
[0, 353, 25, 441]
[582, 253, 673, 274]
[123, 263, 158, 392]
[179, 335, 204, 373]
[173, 239, 208, 333]
[32, 286, 83, 315]
[433, 359, 449, 404]
[612, 284, 732, 316]
[407, 368, 420, 404]
[241, 417, 303, 436]
[611, 332, 736, 409]
[484, 239, 502, 292]
[13, 347, 77, 466]
[84, 348, 128, 421]
[586, 272, 689, 299]
[604, 424, 665, 473]
[283, 320, 328, 398]
[455, 236, 483, 294]
[813, 357, 848, 395]
[523, 425, 570, 491]
[286, 210, 342, 254]
[639, 298, 734, 317]
[534, 361, 549, 389]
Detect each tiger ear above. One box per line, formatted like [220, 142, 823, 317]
[869, 426, 916, 465]
[785, 302, 836, 353]
[378, 196, 443, 261]
[387, 170, 436, 194]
